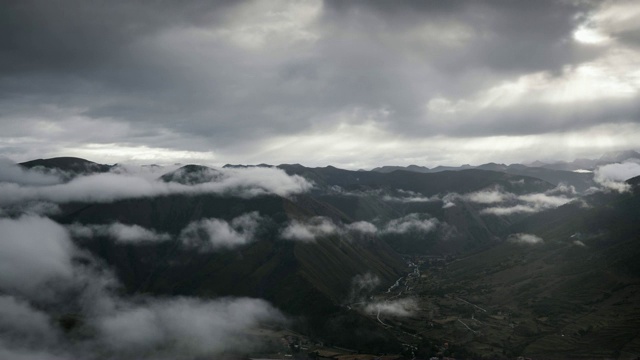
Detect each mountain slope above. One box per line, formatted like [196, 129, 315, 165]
[430, 177, 640, 358]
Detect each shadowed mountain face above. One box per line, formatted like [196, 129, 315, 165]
[11, 160, 556, 351]
[370, 151, 640, 193]
[279, 165, 552, 195]
[428, 176, 640, 358]
[4, 157, 639, 357]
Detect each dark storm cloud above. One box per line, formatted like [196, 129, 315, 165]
[0, 0, 637, 165]
[0, 215, 287, 359]
[0, 0, 238, 74]
[323, 0, 599, 75]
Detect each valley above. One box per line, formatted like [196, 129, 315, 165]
[1, 154, 639, 359]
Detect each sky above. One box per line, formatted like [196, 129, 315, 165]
[1, 0, 639, 169]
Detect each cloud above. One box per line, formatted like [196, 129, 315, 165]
[481, 204, 540, 216]
[0, 215, 287, 359]
[594, 160, 640, 192]
[545, 183, 577, 195]
[68, 222, 170, 243]
[382, 189, 440, 203]
[365, 298, 418, 317]
[0, 158, 63, 186]
[0, 342, 68, 360]
[507, 233, 543, 245]
[0, 166, 313, 207]
[0, 216, 75, 298]
[0, 295, 58, 343]
[382, 213, 439, 234]
[179, 212, 262, 250]
[470, 185, 575, 216]
[517, 193, 572, 208]
[464, 188, 514, 204]
[346, 221, 378, 234]
[97, 297, 284, 356]
[280, 216, 340, 242]
[281, 217, 379, 242]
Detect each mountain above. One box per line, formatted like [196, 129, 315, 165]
[533, 150, 640, 171]
[412, 176, 640, 358]
[9, 156, 639, 357]
[371, 161, 597, 192]
[19, 156, 114, 178]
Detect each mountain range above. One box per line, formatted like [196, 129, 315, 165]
[1, 151, 639, 359]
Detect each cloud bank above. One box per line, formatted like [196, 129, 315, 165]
[382, 214, 439, 235]
[0, 215, 287, 359]
[69, 222, 170, 243]
[594, 160, 640, 192]
[0, 158, 63, 186]
[507, 233, 544, 245]
[179, 212, 263, 251]
[0, 216, 75, 298]
[0, 165, 312, 207]
[365, 298, 418, 317]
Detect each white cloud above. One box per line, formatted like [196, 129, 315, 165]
[179, 212, 262, 250]
[507, 233, 543, 245]
[464, 188, 514, 204]
[382, 189, 440, 203]
[97, 297, 284, 356]
[481, 204, 540, 216]
[517, 193, 572, 208]
[68, 223, 170, 243]
[0, 216, 75, 298]
[473, 185, 574, 216]
[346, 221, 378, 234]
[0, 295, 58, 343]
[280, 216, 339, 242]
[382, 214, 439, 234]
[0, 167, 313, 207]
[365, 298, 418, 317]
[0, 158, 63, 186]
[0, 215, 288, 360]
[594, 160, 640, 192]
[0, 342, 68, 360]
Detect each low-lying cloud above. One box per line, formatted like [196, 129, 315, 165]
[0, 158, 63, 186]
[281, 214, 444, 242]
[180, 212, 263, 251]
[98, 297, 284, 357]
[382, 189, 440, 203]
[594, 160, 640, 192]
[0, 215, 288, 359]
[0, 216, 75, 299]
[445, 185, 577, 216]
[69, 223, 171, 243]
[382, 213, 439, 235]
[0, 165, 313, 208]
[280, 216, 379, 242]
[280, 217, 340, 242]
[365, 298, 418, 317]
[507, 233, 544, 245]
[465, 189, 514, 204]
[345, 221, 378, 234]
